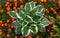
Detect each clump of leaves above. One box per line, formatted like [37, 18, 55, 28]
[9, 1, 49, 36]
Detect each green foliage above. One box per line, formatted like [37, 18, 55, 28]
[10, 1, 49, 36]
[53, 25, 60, 37]
[0, 0, 2, 4]
[44, 0, 58, 8]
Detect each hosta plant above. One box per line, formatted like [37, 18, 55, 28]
[9, 1, 49, 37]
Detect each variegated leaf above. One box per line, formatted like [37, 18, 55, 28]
[11, 20, 21, 26]
[31, 5, 44, 16]
[10, 11, 17, 18]
[21, 25, 30, 36]
[15, 26, 21, 34]
[37, 25, 45, 32]
[24, 1, 35, 12]
[38, 17, 49, 26]
[30, 24, 38, 33]
[11, 20, 22, 34]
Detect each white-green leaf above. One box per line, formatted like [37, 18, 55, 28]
[33, 15, 40, 22]
[22, 20, 29, 26]
[10, 11, 17, 18]
[30, 24, 38, 33]
[17, 19, 24, 24]
[30, 5, 44, 16]
[31, 7, 38, 14]
[30, 1, 35, 9]
[25, 15, 33, 23]
[35, 5, 44, 16]
[24, 1, 35, 12]
[15, 26, 21, 34]
[24, 3, 30, 12]
[39, 17, 49, 26]
[11, 20, 21, 26]
[21, 26, 30, 36]
[37, 25, 45, 32]
[19, 9, 26, 19]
